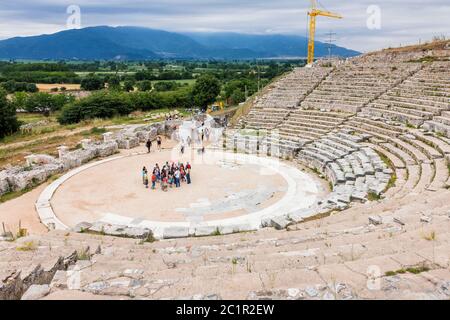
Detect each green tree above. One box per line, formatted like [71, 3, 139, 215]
[136, 80, 152, 92]
[154, 81, 181, 92]
[80, 75, 104, 91]
[230, 89, 246, 105]
[10, 92, 28, 111]
[58, 91, 133, 124]
[191, 74, 221, 111]
[107, 75, 122, 91]
[25, 92, 57, 114]
[0, 88, 20, 139]
[123, 80, 135, 92]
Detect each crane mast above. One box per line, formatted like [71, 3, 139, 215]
[307, 0, 342, 65]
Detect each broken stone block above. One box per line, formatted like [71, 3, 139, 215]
[91, 141, 119, 158]
[305, 286, 319, 297]
[288, 213, 305, 223]
[80, 139, 92, 149]
[7, 163, 62, 191]
[21, 284, 50, 300]
[0, 171, 10, 196]
[369, 215, 383, 225]
[50, 270, 68, 290]
[57, 146, 69, 159]
[118, 227, 153, 240]
[103, 132, 114, 143]
[270, 216, 292, 230]
[25, 154, 57, 167]
[61, 148, 97, 170]
[117, 136, 140, 150]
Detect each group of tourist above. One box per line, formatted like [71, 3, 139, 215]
[142, 161, 192, 192]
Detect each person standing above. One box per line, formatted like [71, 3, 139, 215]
[205, 127, 210, 142]
[146, 139, 152, 153]
[186, 166, 191, 185]
[143, 173, 149, 189]
[151, 172, 157, 190]
[155, 165, 161, 182]
[157, 136, 162, 151]
[142, 167, 148, 184]
[175, 167, 181, 188]
[187, 136, 192, 147]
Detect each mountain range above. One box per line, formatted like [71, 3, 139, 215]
[0, 26, 360, 60]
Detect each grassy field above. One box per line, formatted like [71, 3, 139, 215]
[156, 79, 196, 85]
[75, 71, 137, 77]
[36, 83, 81, 92]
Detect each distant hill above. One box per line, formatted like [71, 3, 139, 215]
[0, 26, 360, 60]
[185, 32, 360, 58]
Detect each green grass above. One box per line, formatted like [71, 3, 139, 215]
[367, 192, 381, 201]
[16, 241, 38, 252]
[0, 187, 34, 204]
[77, 247, 91, 260]
[385, 265, 430, 276]
[374, 150, 397, 191]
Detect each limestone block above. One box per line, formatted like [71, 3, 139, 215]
[50, 271, 68, 290]
[369, 215, 383, 225]
[288, 212, 306, 223]
[163, 227, 190, 239]
[420, 215, 432, 223]
[88, 222, 152, 239]
[194, 226, 220, 237]
[0, 171, 10, 196]
[369, 183, 386, 196]
[25, 154, 57, 167]
[57, 146, 69, 159]
[61, 148, 97, 170]
[21, 285, 50, 300]
[103, 132, 114, 143]
[117, 136, 140, 150]
[90, 141, 118, 158]
[80, 139, 92, 149]
[220, 224, 254, 235]
[270, 216, 292, 230]
[7, 164, 62, 191]
[124, 227, 153, 240]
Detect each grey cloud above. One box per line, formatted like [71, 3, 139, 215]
[0, 0, 448, 52]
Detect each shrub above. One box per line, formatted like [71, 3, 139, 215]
[0, 88, 20, 138]
[58, 90, 133, 124]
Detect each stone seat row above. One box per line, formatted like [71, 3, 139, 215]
[296, 131, 391, 209]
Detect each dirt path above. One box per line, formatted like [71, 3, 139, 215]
[0, 183, 48, 235]
[0, 126, 93, 151]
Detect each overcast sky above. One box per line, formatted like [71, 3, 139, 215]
[0, 0, 448, 52]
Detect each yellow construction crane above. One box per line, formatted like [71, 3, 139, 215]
[307, 0, 342, 65]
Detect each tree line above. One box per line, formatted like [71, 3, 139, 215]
[58, 74, 220, 124]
